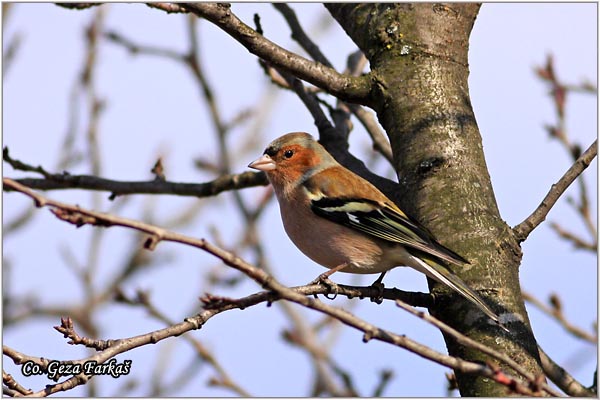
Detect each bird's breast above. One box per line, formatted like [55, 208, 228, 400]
[278, 198, 396, 274]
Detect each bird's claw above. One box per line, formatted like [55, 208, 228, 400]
[369, 281, 385, 304]
[310, 273, 339, 300]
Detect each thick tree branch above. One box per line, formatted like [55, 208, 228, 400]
[513, 140, 597, 242]
[64, 2, 373, 103]
[175, 3, 372, 105]
[272, 4, 393, 164]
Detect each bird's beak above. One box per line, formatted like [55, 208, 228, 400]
[248, 154, 276, 171]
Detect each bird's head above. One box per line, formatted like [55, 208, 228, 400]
[249, 132, 335, 190]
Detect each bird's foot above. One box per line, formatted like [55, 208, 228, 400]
[310, 273, 339, 300]
[369, 272, 386, 304]
[369, 281, 385, 304]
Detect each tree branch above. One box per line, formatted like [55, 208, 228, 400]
[115, 291, 253, 397]
[549, 222, 597, 251]
[3, 166, 267, 199]
[3, 371, 33, 396]
[174, 3, 372, 105]
[272, 4, 393, 163]
[523, 291, 597, 344]
[535, 54, 598, 250]
[272, 3, 333, 69]
[538, 347, 595, 397]
[395, 300, 561, 397]
[55, 3, 102, 10]
[513, 140, 597, 242]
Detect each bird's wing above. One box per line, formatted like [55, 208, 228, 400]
[304, 167, 469, 266]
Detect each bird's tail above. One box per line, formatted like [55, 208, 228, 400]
[409, 255, 508, 332]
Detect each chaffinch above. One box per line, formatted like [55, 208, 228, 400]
[249, 132, 505, 330]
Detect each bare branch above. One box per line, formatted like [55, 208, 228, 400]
[3, 206, 36, 235]
[371, 369, 394, 397]
[272, 3, 333, 68]
[104, 30, 185, 60]
[145, 2, 187, 14]
[272, 4, 393, 163]
[534, 54, 598, 249]
[3, 171, 267, 199]
[2, 32, 22, 79]
[55, 3, 102, 10]
[523, 291, 597, 343]
[3, 371, 33, 396]
[175, 3, 372, 104]
[4, 177, 429, 306]
[3, 346, 52, 371]
[549, 222, 597, 251]
[114, 290, 252, 397]
[395, 300, 561, 397]
[513, 140, 597, 242]
[538, 347, 595, 397]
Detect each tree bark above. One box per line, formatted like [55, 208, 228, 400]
[326, 3, 544, 396]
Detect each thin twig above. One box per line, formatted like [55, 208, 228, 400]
[272, 3, 333, 68]
[2, 31, 22, 79]
[371, 369, 394, 397]
[523, 291, 597, 343]
[513, 140, 597, 242]
[549, 222, 596, 251]
[116, 290, 252, 397]
[535, 54, 598, 249]
[104, 30, 184, 60]
[145, 2, 187, 14]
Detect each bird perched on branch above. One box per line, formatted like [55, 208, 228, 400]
[249, 132, 506, 331]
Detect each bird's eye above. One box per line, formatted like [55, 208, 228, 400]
[283, 150, 294, 159]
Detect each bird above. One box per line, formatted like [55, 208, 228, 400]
[248, 131, 506, 331]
